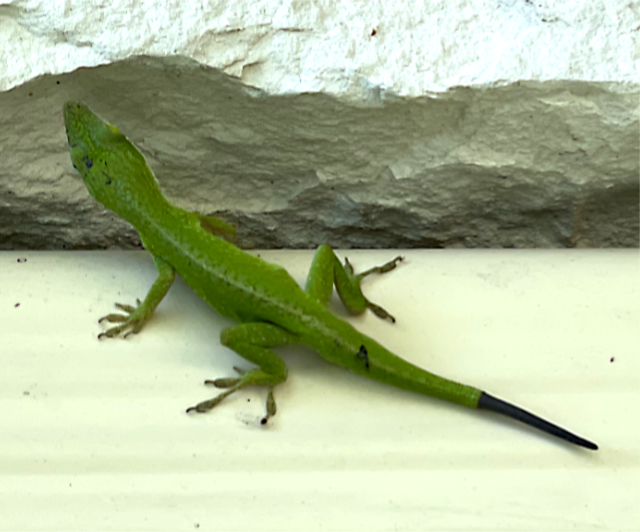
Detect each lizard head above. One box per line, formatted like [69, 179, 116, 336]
[63, 101, 163, 222]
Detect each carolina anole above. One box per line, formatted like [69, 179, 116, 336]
[63, 100, 597, 450]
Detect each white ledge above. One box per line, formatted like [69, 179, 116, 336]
[1, 249, 637, 529]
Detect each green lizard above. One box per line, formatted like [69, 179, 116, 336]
[63, 100, 597, 450]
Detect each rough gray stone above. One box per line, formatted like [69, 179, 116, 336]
[0, 56, 638, 249]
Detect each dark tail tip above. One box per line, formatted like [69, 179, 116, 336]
[477, 392, 598, 451]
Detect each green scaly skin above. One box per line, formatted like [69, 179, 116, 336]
[63, 101, 597, 449]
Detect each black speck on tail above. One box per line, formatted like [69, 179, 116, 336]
[477, 392, 598, 450]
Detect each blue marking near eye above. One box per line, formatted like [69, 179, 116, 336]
[83, 156, 93, 169]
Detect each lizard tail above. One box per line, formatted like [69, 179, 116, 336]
[477, 392, 598, 450]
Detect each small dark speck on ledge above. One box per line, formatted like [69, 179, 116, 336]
[17, 257, 27, 263]
[610, 357, 615, 363]
[14, 303, 20, 308]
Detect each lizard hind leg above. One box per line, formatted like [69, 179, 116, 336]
[305, 244, 403, 322]
[186, 323, 297, 424]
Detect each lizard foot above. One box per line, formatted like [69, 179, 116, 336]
[98, 299, 151, 339]
[346, 255, 404, 323]
[186, 367, 277, 424]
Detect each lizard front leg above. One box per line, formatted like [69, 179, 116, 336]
[98, 255, 175, 338]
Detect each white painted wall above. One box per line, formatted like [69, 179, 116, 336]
[1, 0, 637, 93]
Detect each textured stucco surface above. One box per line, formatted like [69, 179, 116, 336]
[1, 0, 637, 95]
[0, 1, 638, 249]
